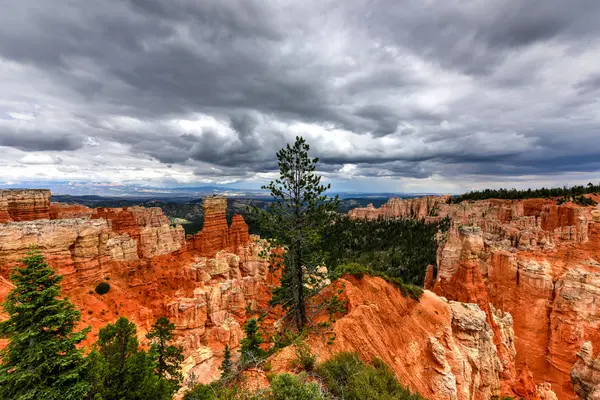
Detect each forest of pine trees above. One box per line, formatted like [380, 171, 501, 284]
[449, 182, 600, 204]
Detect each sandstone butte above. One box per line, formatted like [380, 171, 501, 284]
[350, 195, 600, 399]
[0, 189, 595, 399]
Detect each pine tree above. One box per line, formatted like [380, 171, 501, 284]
[147, 316, 184, 394]
[254, 136, 339, 330]
[88, 317, 170, 400]
[0, 247, 90, 400]
[219, 344, 233, 380]
[239, 318, 265, 367]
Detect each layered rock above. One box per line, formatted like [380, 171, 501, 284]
[92, 206, 185, 258]
[348, 195, 449, 220]
[0, 218, 138, 289]
[0, 189, 51, 222]
[192, 196, 250, 257]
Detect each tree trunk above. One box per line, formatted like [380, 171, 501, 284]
[295, 241, 305, 331]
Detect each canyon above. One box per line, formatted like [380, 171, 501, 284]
[1, 189, 599, 398]
[0, 189, 270, 384]
[351, 196, 600, 399]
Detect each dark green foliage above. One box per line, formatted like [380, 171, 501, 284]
[449, 182, 600, 203]
[0, 248, 91, 400]
[147, 316, 184, 394]
[270, 373, 324, 399]
[87, 317, 171, 400]
[317, 352, 425, 400]
[323, 214, 450, 287]
[334, 263, 424, 301]
[240, 318, 266, 367]
[95, 281, 111, 295]
[253, 136, 339, 331]
[220, 344, 233, 380]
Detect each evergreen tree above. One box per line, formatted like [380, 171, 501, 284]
[219, 344, 233, 380]
[87, 317, 170, 400]
[239, 318, 265, 366]
[147, 316, 184, 394]
[0, 248, 90, 400]
[254, 136, 339, 330]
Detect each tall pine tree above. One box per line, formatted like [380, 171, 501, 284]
[254, 136, 339, 330]
[147, 316, 184, 394]
[0, 248, 90, 400]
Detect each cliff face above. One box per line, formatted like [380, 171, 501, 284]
[431, 200, 600, 398]
[0, 190, 267, 382]
[0, 189, 51, 222]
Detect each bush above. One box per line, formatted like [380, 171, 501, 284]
[317, 352, 425, 400]
[95, 282, 111, 295]
[292, 341, 316, 372]
[270, 373, 324, 400]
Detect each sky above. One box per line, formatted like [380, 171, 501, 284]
[1, 0, 600, 195]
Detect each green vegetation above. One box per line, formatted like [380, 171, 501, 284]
[184, 352, 423, 400]
[95, 281, 111, 295]
[317, 352, 425, 400]
[449, 182, 600, 203]
[220, 344, 233, 380]
[239, 318, 267, 367]
[334, 263, 423, 300]
[270, 373, 324, 399]
[292, 341, 317, 372]
[87, 316, 174, 400]
[323, 215, 450, 287]
[253, 136, 339, 331]
[0, 248, 91, 400]
[147, 316, 185, 394]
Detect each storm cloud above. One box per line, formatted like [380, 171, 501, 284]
[1, 0, 600, 193]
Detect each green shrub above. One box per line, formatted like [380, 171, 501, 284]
[95, 282, 110, 295]
[317, 352, 425, 400]
[292, 341, 316, 372]
[270, 373, 324, 400]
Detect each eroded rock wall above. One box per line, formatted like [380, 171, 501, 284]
[0, 189, 51, 222]
[432, 201, 600, 398]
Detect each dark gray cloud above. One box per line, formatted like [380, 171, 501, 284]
[0, 0, 599, 192]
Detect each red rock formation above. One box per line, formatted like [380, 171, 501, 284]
[348, 195, 449, 220]
[92, 206, 185, 259]
[430, 200, 600, 399]
[229, 214, 250, 250]
[0, 189, 51, 222]
[49, 203, 94, 219]
[0, 190, 269, 387]
[268, 275, 544, 399]
[193, 196, 250, 257]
